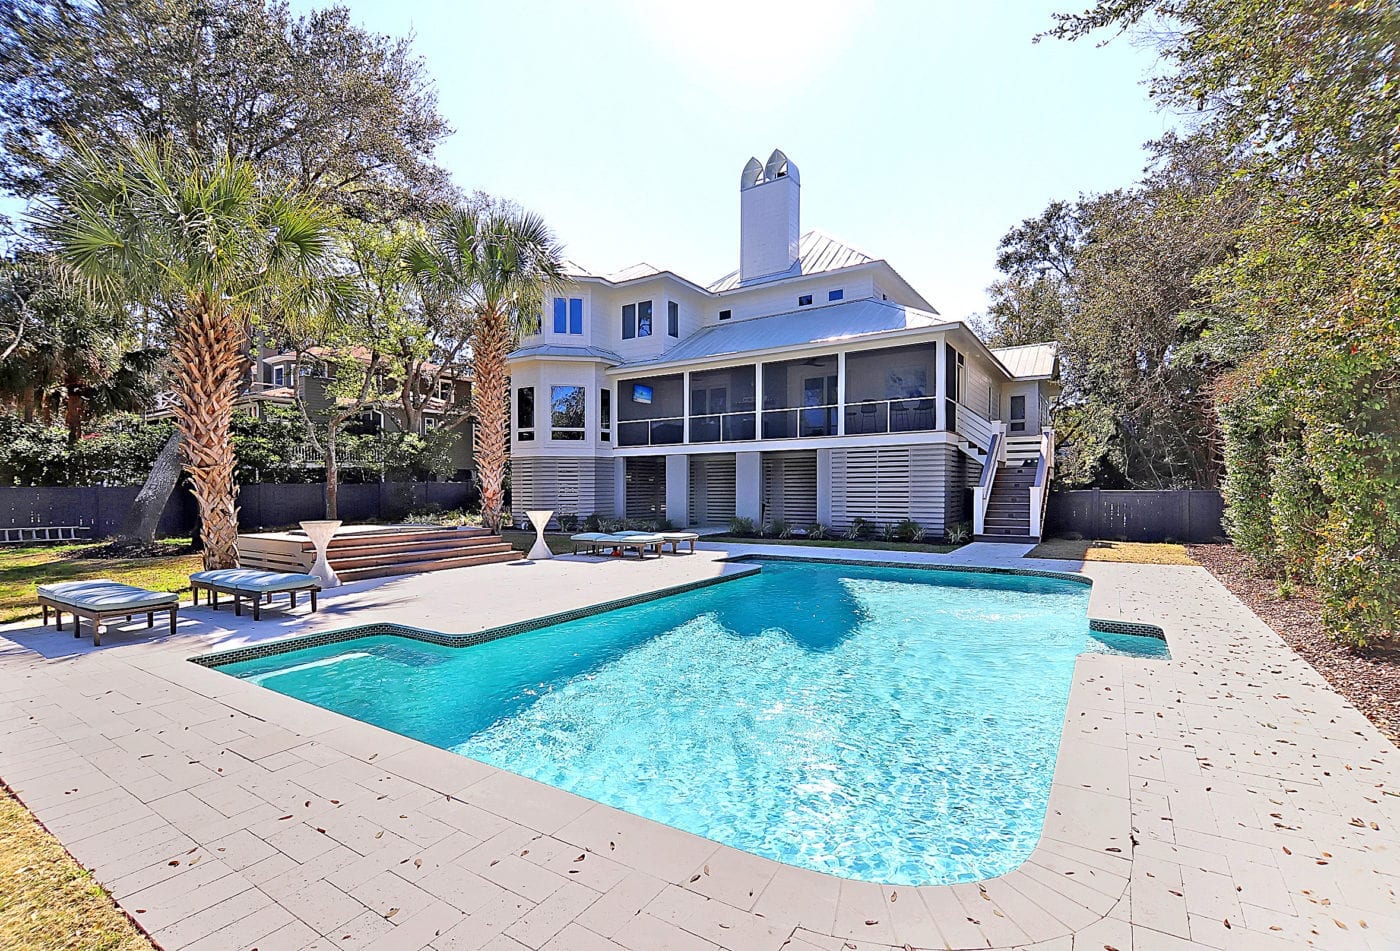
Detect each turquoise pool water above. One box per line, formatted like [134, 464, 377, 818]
[218, 559, 1166, 885]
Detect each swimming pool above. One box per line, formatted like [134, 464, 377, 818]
[216, 559, 1166, 885]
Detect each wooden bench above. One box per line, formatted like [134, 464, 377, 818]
[37, 580, 179, 646]
[190, 569, 320, 620]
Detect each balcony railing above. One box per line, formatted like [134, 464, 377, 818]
[617, 416, 685, 447]
[952, 400, 995, 450]
[843, 398, 938, 435]
[761, 404, 838, 439]
[689, 411, 756, 443]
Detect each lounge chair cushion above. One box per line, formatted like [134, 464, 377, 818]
[659, 532, 700, 542]
[191, 569, 320, 593]
[604, 533, 665, 545]
[611, 530, 655, 538]
[37, 579, 178, 612]
[570, 533, 613, 543]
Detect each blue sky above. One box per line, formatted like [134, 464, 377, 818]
[309, 0, 1173, 319]
[9, 1, 1175, 321]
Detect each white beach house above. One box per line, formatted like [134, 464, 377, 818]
[509, 150, 1059, 540]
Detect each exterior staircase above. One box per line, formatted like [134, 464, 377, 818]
[237, 525, 523, 582]
[973, 433, 1051, 543]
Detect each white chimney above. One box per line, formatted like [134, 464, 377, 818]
[739, 149, 800, 283]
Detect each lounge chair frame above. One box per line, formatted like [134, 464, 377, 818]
[39, 594, 177, 646]
[191, 574, 319, 621]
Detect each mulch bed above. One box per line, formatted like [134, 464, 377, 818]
[1189, 543, 1399, 746]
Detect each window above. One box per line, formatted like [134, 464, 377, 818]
[667, 300, 679, 337]
[552, 297, 584, 335]
[622, 300, 653, 339]
[798, 294, 813, 306]
[438, 379, 453, 403]
[516, 387, 535, 441]
[719, 309, 731, 321]
[600, 389, 611, 442]
[272, 365, 285, 387]
[828, 289, 844, 302]
[423, 414, 440, 432]
[955, 352, 967, 403]
[550, 385, 585, 440]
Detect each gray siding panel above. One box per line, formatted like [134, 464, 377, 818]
[511, 457, 615, 519]
[830, 443, 972, 534]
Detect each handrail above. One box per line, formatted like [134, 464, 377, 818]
[972, 427, 1003, 537]
[1027, 428, 1055, 539]
[952, 400, 995, 453]
[843, 397, 938, 435]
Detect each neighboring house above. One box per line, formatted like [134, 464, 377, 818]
[509, 150, 1061, 540]
[150, 344, 476, 479]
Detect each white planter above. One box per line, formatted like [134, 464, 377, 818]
[300, 519, 342, 588]
[525, 510, 554, 561]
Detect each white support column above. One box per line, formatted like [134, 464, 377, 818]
[816, 448, 833, 525]
[665, 454, 690, 528]
[613, 457, 627, 519]
[753, 362, 764, 440]
[682, 371, 691, 444]
[735, 451, 763, 524]
[836, 352, 847, 436]
[934, 338, 948, 432]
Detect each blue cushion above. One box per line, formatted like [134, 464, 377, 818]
[38, 579, 178, 611]
[192, 569, 320, 593]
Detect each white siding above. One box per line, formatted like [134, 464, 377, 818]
[829, 444, 975, 533]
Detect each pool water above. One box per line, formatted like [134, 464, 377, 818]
[218, 559, 1166, 885]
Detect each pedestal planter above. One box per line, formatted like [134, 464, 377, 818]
[299, 519, 342, 588]
[525, 510, 554, 560]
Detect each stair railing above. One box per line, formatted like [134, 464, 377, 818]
[1026, 427, 1056, 540]
[971, 424, 1006, 536]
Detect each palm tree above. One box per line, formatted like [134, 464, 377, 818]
[31, 138, 336, 567]
[406, 206, 565, 533]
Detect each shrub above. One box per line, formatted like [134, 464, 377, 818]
[766, 518, 789, 539]
[892, 518, 922, 542]
[728, 516, 757, 537]
[807, 522, 829, 540]
[582, 513, 607, 532]
[556, 513, 579, 532]
[844, 517, 874, 540]
[945, 522, 971, 545]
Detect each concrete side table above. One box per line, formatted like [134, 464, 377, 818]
[300, 519, 342, 587]
[525, 510, 554, 560]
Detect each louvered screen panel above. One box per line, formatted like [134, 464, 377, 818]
[763, 451, 818, 527]
[689, 454, 736, 526]
[625, 457, 666, 521]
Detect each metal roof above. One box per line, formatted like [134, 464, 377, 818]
[990, 342, 1058, 379]
[509, 344, 623, 364]
[707, 230, 875, 292]
[618, 299, 948, 368]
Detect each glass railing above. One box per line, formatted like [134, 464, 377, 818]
[617, 416, 685, 447]
[843, 398, 939, 435]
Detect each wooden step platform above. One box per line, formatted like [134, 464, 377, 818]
[236, 524, 523, 581]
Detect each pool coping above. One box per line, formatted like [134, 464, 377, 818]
[180, 553, 1149, 947]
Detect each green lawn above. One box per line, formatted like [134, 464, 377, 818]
[500, 530, 578, 556]
[0, 541, 202, 623]
[701, 535, 959, 554]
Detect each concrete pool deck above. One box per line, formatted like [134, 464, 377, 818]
[0, 543, 1395, 950]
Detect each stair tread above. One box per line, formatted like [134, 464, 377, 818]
[329, 543, 514, 569]
[336, 550, 523, 580]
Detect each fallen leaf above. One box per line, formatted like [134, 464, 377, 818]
[385, 908, 399, 919]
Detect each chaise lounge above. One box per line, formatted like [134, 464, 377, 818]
[37, 579, 179, 646]
[569, 532, 665, 558]
[190, 569, 320, 621]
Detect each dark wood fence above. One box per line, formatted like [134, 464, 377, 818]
[1045, 489, 1225, 543]
[0, 482, 480, 538]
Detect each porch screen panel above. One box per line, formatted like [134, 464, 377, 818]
[625, 457, 666, 521]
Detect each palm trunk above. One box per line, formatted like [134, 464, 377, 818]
[172, 295, 245, 569]
[474, 308, 510, 533]
[324, 437, 339, 519]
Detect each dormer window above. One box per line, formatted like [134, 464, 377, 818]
[798, 294, 813, 306]
[828, 289, 843, 301]
[622, 300, 653, 339]
[667, 301, 679, 338]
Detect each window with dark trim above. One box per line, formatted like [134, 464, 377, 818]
[550, 385, 585, 440]
[667, 301, 679, 337]
[622, 303, 636, 339]
[798, 294, 813, 306]
[553, 297, 583, 334]
[719, 309, 731, 320]
[600, 389, 611, 441]
[828, 288, 843, 301]
[516, 387, 535, 440]
[636, 300, 652, 337]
